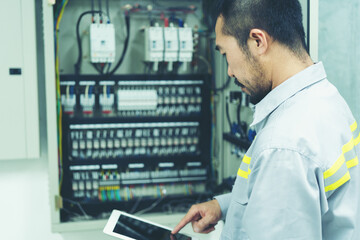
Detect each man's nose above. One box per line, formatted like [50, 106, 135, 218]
[227, 65, 234, 78]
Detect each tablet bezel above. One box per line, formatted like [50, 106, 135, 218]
[103, 209, 195, 240]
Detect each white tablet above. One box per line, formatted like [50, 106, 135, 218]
[103, 210, 198, 240]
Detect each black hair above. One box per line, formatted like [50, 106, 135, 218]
[213, 0, 308, 56]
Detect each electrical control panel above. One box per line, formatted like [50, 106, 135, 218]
[47, 0, 216, 232]
[58, 74, 211, 223]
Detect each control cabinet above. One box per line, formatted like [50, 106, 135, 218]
[58, 74, 212, 223]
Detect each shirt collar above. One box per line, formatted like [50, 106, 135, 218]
[250, 61, 327, 128]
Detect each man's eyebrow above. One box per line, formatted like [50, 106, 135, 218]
[215, 45, 222, 51]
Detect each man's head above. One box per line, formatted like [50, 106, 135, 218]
[214, 0, 307, 57]
[214, 0, 310, 104]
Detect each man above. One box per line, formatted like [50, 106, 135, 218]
[172, 0, 360, 239]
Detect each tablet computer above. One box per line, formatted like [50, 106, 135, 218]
[103, 210, 198, 240]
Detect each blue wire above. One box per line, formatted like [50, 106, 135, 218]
[88, 85, 93, 98]
[107, 86, 110, 97]
[178, 18, 184, 27]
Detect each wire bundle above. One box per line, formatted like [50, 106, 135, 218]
[54, 0, 69, 194]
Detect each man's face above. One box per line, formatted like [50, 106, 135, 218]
[215, 16, 271, 104]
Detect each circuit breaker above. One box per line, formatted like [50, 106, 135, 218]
[164, 23, 179, 71]
[144, 24, 164, 64]
[178, 26, 193, 63]
[90, 23, 116, 63]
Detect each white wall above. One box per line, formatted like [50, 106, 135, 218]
[0, 158, 61, 240]
[0, 157, 117, 240]
[318, 0, 360, 121]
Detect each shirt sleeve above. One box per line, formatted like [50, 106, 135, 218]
[243, 148, 323, 239]
[214, 193, 231, 220]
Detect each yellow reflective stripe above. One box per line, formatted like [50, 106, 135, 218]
[325, 171, 351, 192]
[324, 155, 345, 179]
[346, 157, 359, 169]
[342, 138, 355, 153]
[242, 155, 251, 164]
[237, 168, 251, 179]
[350, 121, 357, 132]
[323, 122, 359, 194]
[354, 132, 360, 146]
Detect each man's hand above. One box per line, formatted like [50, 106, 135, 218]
[171, 199, 222, 235]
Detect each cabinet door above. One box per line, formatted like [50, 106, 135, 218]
[0, 0, 39, 160]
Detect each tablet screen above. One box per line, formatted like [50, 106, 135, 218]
[113, 214, 191, 240]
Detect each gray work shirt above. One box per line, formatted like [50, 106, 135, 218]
[216, 62, 360, 239]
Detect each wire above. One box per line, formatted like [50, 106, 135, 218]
[98, 0, 103, 23]
[62, 198, 91, 219]
[66, 85, 70, 99]
[74, 10, 102, 76]
[106, 0, 110, 22]
[129, 196, 143, 214]
[103, 84, 107, 98]
[214, 76, 231, 92]
[91, 62, 102, 74]
[225, 97, 232, 131]
[236, 103, 246, 138]
[197, 55, 212, 74]
[54, 0, 69, 194]
[106, 12, 130, 76]
[236, 95, 242, 127]
[91, 0, 95, 22]
[106, 63, 112, 74]
[134, 196, 165, 216]
[85, 85, 89, 99]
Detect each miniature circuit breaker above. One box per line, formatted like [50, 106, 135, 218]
[60, 81, 76, 115]
[164, 23, 179, 71]
[79, 81, 96, 114]
[90, 23, 116, 63]
[144, 23, 164, 71]
[99, 81, 115, 114]
[178, 26, 193, 63]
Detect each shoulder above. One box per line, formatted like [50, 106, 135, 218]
[249, 79, 356, 168]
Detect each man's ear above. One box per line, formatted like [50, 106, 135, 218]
[247, 29, 269, 56]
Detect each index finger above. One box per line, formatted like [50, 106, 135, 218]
[171, 209, 200, 234]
